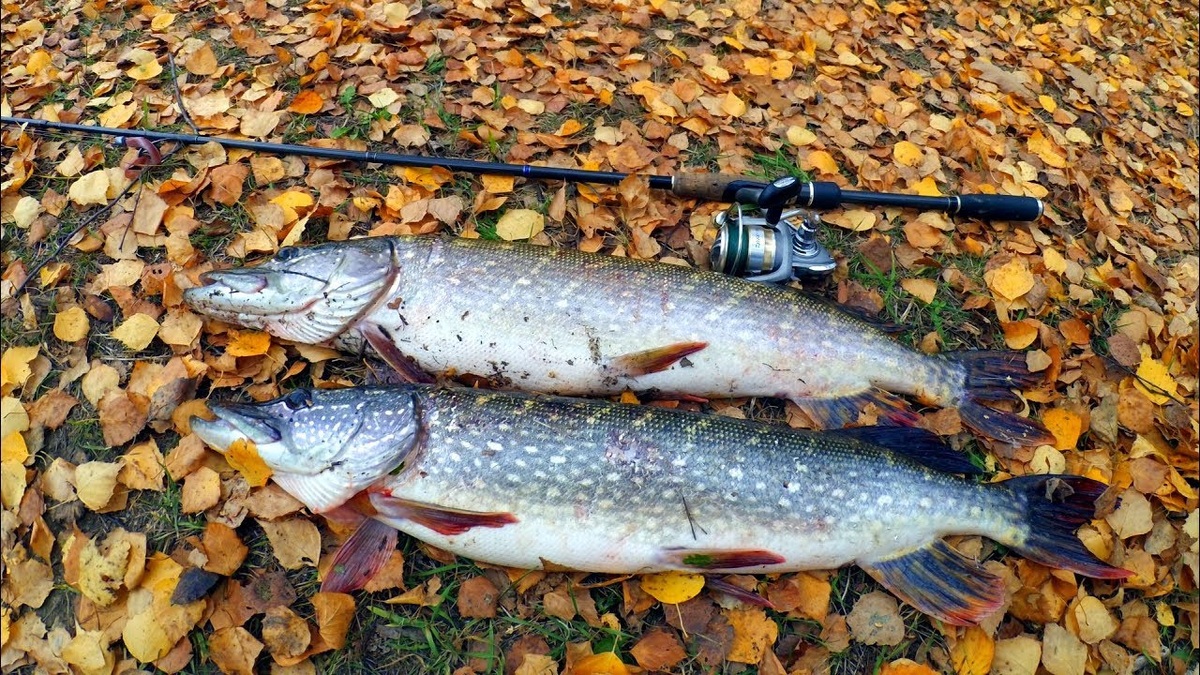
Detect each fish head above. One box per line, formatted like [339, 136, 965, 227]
[191, 386, 419, 512]
[184, 238, 397, 344]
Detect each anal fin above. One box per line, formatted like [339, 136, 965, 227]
[363, 324, 435, 384]
[608, 342, 707, 377]
[372, 494, 518, 535]
[662, 548, 786, 570]
[860, 539, 1005, 626]
[321, 519, 398, 593]
[792, 388, 919, 429]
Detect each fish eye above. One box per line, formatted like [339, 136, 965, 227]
[275, 247, 301, 262]
[282, 389, 313, 410]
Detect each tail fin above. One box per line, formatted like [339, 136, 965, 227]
[948, 351, 1054, 446]
[1004, 475, 1132, 580]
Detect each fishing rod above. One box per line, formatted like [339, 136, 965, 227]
[2, 115, 1044, 281]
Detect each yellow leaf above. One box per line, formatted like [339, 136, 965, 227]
[786, 126, 817, 146]
[312, 592, 356, 650]
[640, 571, 705, 604]
[1027, 130, 1068, 168]
[68, 169, 112, 206]
[720, 91, 747, 117]
[1134, 345, 1177, 405]
[54, 306, 90, 342]
[516, 98, 545, 115]
[555, 119, 583, 136]
[150, 12, 176, 29]
[0, 397, 30, 435]
[75, 461, 121, 510]
[1037, 95, 1058, 113]
[125, 48, 162, 81]
[769, 59, 793, 80]
[481, 174, 515, 194]
[803, 150, 840, 176]
[1, 433, 28, 465]
[744, 57, 771, 77]
[27, 49, 52, 75]
[270, 190, 314, 211]
[226, 331, 272, 357]
[367, 88, 400, 108]
[911, 175, 943, 196]
[110, 313, 160, 351]
[11, 195, 40, 228]
[987, 259, 1035, 301]
[1043, 248, 1067, 274]
[1042, 408, 1082, 450]
[573, 651, 630, 675]
[495, 209, 545, 241]
[1, 345, 39, 395]
[727, 607, 779, 664]
[1177, 101, 1194, 117]
[226, 438, 273, 488]
[403, 166, 453, 190]
[893, 140, 924, 167]
[0, 461, 26, 510]
[823, 208, 876, 232]
[901, 278, 938, 304]
[950, 626, 995, 675]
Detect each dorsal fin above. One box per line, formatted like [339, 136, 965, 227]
[830, 426, 982, 475]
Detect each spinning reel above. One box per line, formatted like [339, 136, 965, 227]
[709, 176, 836, 282]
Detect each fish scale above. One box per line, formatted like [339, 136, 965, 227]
[191, 386, 1128, 625]
[184, 236, 1054, 445]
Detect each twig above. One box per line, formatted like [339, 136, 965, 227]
[167, 51, 199, 135]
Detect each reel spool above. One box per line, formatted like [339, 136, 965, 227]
[710, 205, 836, 283]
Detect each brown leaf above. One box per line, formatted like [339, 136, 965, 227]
[311, 592, 355, 650]
[98, 388, 148, 447]
[458, 576, 500, 619]
[630, 629, 686, 670]
[258, 518, 321, 569]
[209, 626, 263, 675]
[262, 606, 311, 663]
[846, 591, 905, 646]
[201, 522, 249, 575]
[505, 635, 551, 675]
[181, 466, 221, 513]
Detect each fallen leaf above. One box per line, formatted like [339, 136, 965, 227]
[1105, 489, 1153, 539]
[202, 521, 249, 576]
[987, 258, 1036, 300]
[181, 466, 222, 513]
[458, 576, 500, 619]
[110, 313, 160, 351]
[901, 277, 938, 304]
[124, 48, 162, 80]
[640, 571, 705, 604]
[893, 140, 924, 167]
[1041, 623, 1087, 675]
[495, 209, 545, 241]
[846, 591, 904, 646]
[261, 606, 311, 663]
[1041, 408, 1082, 450]
[74, 461, 122, 511]
[1002, 320, 1040, 349]
[53, 306, 90, 342]
[259, 518, 321, 569]
[726, 607, 779, 664]
[1, 345, 38, 395]
[68, 170, 111, 206]
[572, 651, 629, 675]
[950, 626, 994, 675]
[1134, 344, 1177, 404]
[824, 208, 877, 232]
[209, 626, 263, 675]
[990, 636, 1041, 675]
[225, 438, 273, 488]
[630, 629, 686, 671]
[311, 592, 355, 650]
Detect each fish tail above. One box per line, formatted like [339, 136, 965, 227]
[1004, 475, 1132, 580]
[947, 351, 1054, 445]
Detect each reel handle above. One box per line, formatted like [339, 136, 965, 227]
[954, 194, 1044, 221]
[671, 173, 766, 202]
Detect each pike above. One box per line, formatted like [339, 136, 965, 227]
[185, 236, 1053, 445]
[191, 385, 1129, 626]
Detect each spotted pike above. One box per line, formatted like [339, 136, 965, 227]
[191, 386, 1127, 626]
[184, 236, 1053, 446]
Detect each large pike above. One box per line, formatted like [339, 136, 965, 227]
[184, 236, 1053, 446]
[191, 386, 1127, 626]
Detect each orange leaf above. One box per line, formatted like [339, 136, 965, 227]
[893, 141, 924, 167]
[1042, 408, 1082, 450]
[727, 607, 779, 664]
[312, 592, 355, 650]
[803, 150, 840, 176]
[949, 625, 995, 675]
[1001, 320, 1040, 349]
[986, 259, 1035, 300]
[573, 651, 630, 675]
[882, 659, 941, 675]
[226, 438, 273, 488]
[226, 331, 272, 357]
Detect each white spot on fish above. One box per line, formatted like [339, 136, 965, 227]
[524, 446, 538, 453]
[515, 459, 527, 468]
[831, 489, 845, 499]
[555, 299, 569, 308]
[729, 467, 743, 479]
[447, 277, 461, 285]
[672, 458, 687, 467]
[487, 441, 503, 452]
[877, 495, 894, 506]
[606, 472, 620, 481]
[449, 452, 461, 462]
[550, 455, 566, 464]
[460, 440, 475, 449]
[786, 482, 799, 493]
[797, 464, 809, 473]
[778, 497, 791, 508]
[505, 474, 520, 483]
[970, 506, 983, 517]
[516, 278, 531, 286]
[919, 497, 932, 509]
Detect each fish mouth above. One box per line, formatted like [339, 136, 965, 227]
[197, 269, 271, 294]
[191, 402, 283, 452]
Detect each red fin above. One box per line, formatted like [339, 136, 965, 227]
[375, 495, 518, 535]
[321, 518, 398, 593]
[363, 324, 436, 384]
[609, 342, 707, 376]
[792, 388, 920, 429]
[663, 548, 786, 570]
[705, 576, 775, 609]
[861, 539, 1006, 626]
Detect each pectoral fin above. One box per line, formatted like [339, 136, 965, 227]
[321, 518, 398, 593]
[371, 494, 518, 535]
[661, 548, 786, 570]
[792, 388, 920, 429]
[608, 342, 708, 377]
[363, 324, 436, 384]
[859, 539, 1005, 626]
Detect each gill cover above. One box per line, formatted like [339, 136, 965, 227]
[183, 237, 400, 344]
[192, 386, 420, 512]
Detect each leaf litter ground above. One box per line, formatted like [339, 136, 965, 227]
[0, 0, 1197, 673]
